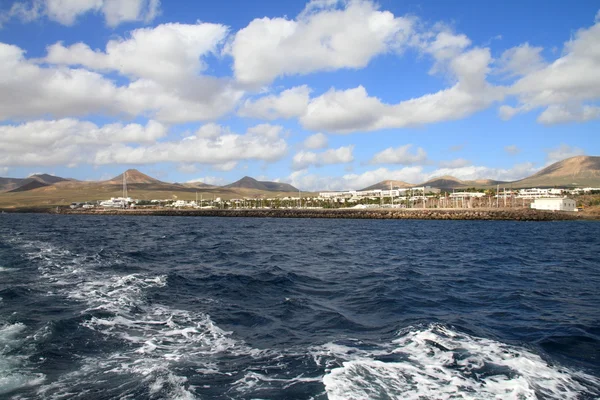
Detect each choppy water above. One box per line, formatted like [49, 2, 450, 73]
[0, 214, 599, 399]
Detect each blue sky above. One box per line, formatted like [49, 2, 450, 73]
[0, 0, 598, 190]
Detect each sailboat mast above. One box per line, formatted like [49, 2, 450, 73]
[123, 172, 128, 198]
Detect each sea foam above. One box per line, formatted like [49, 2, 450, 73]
[322, 324, 600, 400]
[0, 323, 45, 396]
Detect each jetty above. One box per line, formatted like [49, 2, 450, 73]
[34, 207, 590, 221]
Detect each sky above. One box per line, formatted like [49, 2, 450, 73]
[0, 0, 598, 191]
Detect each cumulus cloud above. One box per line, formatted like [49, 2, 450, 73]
[537, 104, 600, 124]
[370, 144, 428, 165]
[287, 161, 540, 191]
[544, 144, 585, 165]
[300, 48, 503, 133]
[237, 85, 311, 119]
[498, 43, 546, 77]
[0, 40, 242, 123]
[0, 120, 288, 168]
[303, 133, 328, 150]
[504, 145, 521, 155]
[187, 176, 226, 186]
[502, 19, 600, 124]
[288, 166, 425, 191]
[226, 0, 414, 85]
[45, 22, 229, 83]
[3, 0, 160, 27]
[427, 162, 538, 182]
[0, 119, 166, 166]
[93, 123, 288, 166]
[438, 158, 471, 168]
[292, 145, 354, 170]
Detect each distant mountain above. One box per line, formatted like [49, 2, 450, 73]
[8, 180, 49, 192]
[360, 180, 415, 191]
[182, 181, 216, 189]
[260, 181, 300, 192]
[0, 174, 71, 193]
[419, 175, 467, 191]
[105, 169, 165, 185]
[466, 179, 507, 187]
[224, 176, 299, 192]
[0, 177, 27, 193]
[29, 174, 71, 185]
[511, 155, 600, 188]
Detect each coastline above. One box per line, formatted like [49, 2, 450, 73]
[2, 207, 593, 221]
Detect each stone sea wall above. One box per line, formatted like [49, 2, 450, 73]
[50, 207, 586, 221]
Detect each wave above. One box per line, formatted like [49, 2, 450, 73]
[321, 324, 600, 400]
[7, 237, 261, 399]
[0, 323, 45, 396]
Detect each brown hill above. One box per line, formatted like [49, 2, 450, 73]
[511, 156, 600, 188]
[8, 180, 49, 192]
[0, 174, 71, 193]
[360, 180, 415, 191]
[29, 174, 71, 185]
[0, 177, 28, 192]
[224, 176, 299, 192]
[420, 175, 467, 191]
[105, 169, 165, 185]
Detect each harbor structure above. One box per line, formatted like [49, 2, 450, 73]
[530, 197, 577, 212]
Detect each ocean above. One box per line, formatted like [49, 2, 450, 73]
[0, 214, 599, 399]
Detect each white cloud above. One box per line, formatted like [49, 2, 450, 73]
[292, 145, 354, 170]
[45, 22, 228, 83]
[504, 145, 521, 155]
[0, 118, 165, 166]
[438, 158, 471, 168]
[3, 0, 160, 27]
[300, 48, 503, 133]
[187, 176, 225, 186]
[238, 85, 311, 119]
[427, 163, 538, 182]
[0, 120, 288, 169]
[502, 19, 600, 124]
[288, 166, 424, 191]
[287, 161, 541, 191]
[537, 104, 600, 124]
[177, 164, 198, 174]
[370, 144, 427, 165]
[544, 144, 585, 165]
[303, 133, 328, 149]
[93, 123, 288, 166]
[227, 0, 414, 85]
[0, 41, 242, 123]
[498, 43, 546, 77]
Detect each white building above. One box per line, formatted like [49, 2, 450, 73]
[450, 192, 486, 198]
[517, 188, 564, 199]
[530, 197, 577, 212]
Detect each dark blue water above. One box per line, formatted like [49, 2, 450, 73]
[1, 214, 599, 399]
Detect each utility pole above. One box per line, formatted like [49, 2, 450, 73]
[497, 184, 499, 208]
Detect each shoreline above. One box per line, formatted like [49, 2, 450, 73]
[1, 207, 593, 221]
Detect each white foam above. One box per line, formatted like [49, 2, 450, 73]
[7, 237, 270, 399]
[0, 323, 46, 396]
[322, 325, 600, 400]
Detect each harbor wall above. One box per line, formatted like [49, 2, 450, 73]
[45, 208, 587, 221]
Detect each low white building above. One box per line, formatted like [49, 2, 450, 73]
[530, 197, 577, 212]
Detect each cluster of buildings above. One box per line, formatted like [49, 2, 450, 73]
[71, 186, 599, 212]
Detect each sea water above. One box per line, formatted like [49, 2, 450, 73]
[0, 214, 599, 399]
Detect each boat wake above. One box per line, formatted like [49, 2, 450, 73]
[320, 324, 600, 400]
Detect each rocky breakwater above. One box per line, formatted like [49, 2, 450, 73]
[61, 208, 584, 221]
